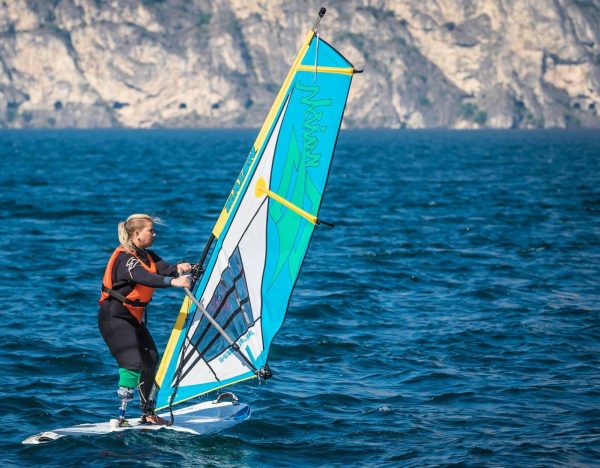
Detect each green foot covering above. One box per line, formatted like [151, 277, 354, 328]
[118, 368, 141, 388]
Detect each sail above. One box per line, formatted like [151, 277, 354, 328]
[154, 20, 356, 410]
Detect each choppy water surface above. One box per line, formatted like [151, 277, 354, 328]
[1, 129, 599, 466]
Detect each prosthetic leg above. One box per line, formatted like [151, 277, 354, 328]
[116, 386, 134, 427]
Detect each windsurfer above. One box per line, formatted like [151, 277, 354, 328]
[98, 213, 191, 425]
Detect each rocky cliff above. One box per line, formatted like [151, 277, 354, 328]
[1, 0, 599, 128]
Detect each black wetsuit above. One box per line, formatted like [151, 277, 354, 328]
[98, 249, 177, 408]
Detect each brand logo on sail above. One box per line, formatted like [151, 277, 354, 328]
[218, 330, 255, 363]
[296, 81, 332, 168]
[225, 147, 257, 213]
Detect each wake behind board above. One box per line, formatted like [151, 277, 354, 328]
[23, 399, 250, 444]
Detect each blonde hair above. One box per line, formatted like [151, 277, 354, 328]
[117, 213, 163, 251]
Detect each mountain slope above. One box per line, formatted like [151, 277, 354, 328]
[0, 0, 598, 128]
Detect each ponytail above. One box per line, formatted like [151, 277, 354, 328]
[117, 213, 163, 251]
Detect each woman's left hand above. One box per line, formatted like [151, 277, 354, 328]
[177, 262, 192, 275]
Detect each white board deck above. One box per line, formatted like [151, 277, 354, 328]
[23, 400, 250, 444]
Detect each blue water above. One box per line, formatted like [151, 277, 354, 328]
[1, 129, 599, 466]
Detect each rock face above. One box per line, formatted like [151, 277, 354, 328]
[0, 0, 599, 128]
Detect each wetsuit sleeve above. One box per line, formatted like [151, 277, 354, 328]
[148, 251, 178, 277]
[115, 253, 173, 288]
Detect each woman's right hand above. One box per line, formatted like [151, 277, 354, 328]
[170, 275, 191, 289]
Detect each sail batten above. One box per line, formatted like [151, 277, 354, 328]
[154, 22, 355, 411]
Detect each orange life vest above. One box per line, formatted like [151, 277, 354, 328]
[99, 246, 157, 323]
